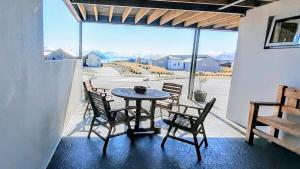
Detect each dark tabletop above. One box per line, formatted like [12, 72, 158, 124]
[111, 88, 170, 100]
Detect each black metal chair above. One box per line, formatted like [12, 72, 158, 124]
[161, 98, 216, 161]
[87, 91, 134, 154]
[83, 81, 114, 118]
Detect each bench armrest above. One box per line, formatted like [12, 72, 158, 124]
[250, 101, 281, 106]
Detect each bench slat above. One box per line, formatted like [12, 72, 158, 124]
[252, 128, 300, 155]
[256, 116, 300, 137]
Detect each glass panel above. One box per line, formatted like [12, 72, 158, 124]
[270, 17, 300, 44]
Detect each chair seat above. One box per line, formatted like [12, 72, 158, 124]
[256, 116, 300, 137]
[95, 111, 134, 125]
[156, 100, 172, 109]
[163, 115, 192, 131]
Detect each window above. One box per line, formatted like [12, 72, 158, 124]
[265, 14, 300, 48]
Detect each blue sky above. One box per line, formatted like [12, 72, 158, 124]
[43, 0, 238, 56]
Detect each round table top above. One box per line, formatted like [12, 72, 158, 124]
[111, 88, 170, 100]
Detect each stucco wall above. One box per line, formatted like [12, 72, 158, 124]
[0, 1, 81, 169]
[227, 0, 300, 144]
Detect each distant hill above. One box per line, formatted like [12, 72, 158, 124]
[214, 53, 235, 62]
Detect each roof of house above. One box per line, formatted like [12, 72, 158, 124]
[156, 54, 210, 61]
[47, 49, 74, 59]
[83, 50, 106, 59]
[183, 56, 220, 63]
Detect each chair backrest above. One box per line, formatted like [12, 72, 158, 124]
[83, 81, 90, 100]
[195, 98, 216, 126]
[162, 82, 183, 100]
[85, 79, 94, 91]
[277, 85, 300, 118]
[87, 91, 112, 122]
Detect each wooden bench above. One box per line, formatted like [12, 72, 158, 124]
[245, 85, 300, 155]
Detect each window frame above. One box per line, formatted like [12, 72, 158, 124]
[265, 14, 300, 49]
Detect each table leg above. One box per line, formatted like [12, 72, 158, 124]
[134, 100, 142, 131]
[150, 100, 161, 134]
[150, 100, 156, 129]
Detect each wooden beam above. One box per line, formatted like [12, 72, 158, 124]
[63, 0, 82, 21]
[198, 14, 235, 27]
[77, 4, 86, 20]
[135, 8, 151, 23]
[122, 7, 132, 23]
[150, 0, 258, 7]
[172, 11, 201, 26]
[225, 21, 240, 29]
[71, 0, 249, 15]
[159, 10, 184, 25]
[213, 16, 240, 28]
[93, 4, 98, 21]
[147, 9, 168, 24]
[108, 6, 114, 22]
[184, 12, 217, 27]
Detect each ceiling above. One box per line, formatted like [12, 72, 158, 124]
[64, 0, 277, 31]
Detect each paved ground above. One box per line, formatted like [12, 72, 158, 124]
[88, 67, 231, 119]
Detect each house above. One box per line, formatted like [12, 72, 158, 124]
[153, 55, 220, 72]
[153, 55, 189, 70]
[83, 51, 104, 67]
[46, 49, 74, 60]
[183, 56, 221, 72]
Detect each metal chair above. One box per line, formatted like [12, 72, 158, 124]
[155, 82, 183, 118]
[87, 91, 134, 154]
[161, 98, 216, 161]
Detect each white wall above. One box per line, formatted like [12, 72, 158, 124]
[0, 1, 81, 169]
[86, 53, 101, 67]
[227, 0, 300, 144]
[168, 59, 184, 70]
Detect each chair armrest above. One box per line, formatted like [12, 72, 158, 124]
[179, 104, 203, 111]
[168, 110, 199, 119]
[95, 87, 110, 92]
[250, 101, 281, 106]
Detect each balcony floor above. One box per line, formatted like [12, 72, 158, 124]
[47, 98, 300, 169]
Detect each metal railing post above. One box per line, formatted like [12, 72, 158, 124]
[79, 22, 83, 59]
[188, 28, 200, 100]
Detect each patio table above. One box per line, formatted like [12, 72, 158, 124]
[111, 88, 170, 135]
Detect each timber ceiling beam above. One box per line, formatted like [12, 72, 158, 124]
[71, 0, 250, 15]
[225, 21, 240, 29]
[159, 10, 184, 25]
[122, 7, 133, 23]
[93, 5, 98, 21]
[184, 12, 217, 27]
[63, 0, 82, 21]
[151, 0, 257, 8]
[213, 16, 240, 28]
[77, 4, 86, 20]
[172, 11, 201, 26]
[198, 14, 236, 27]
[147, 9, 168, 24]
[135, 8, 151, 23]
[108, 6, 114, 22]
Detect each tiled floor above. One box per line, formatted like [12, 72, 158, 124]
[47, 98, 300, 169]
